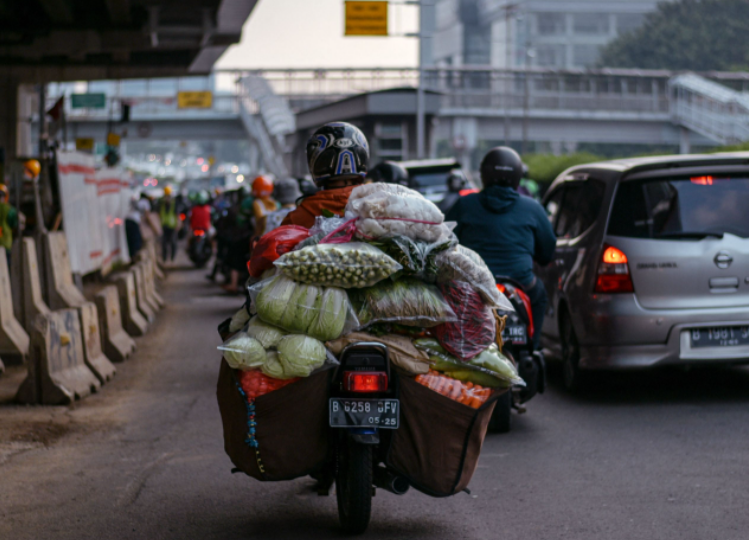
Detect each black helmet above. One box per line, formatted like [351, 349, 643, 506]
[367, 161, 409, 186]
[446, 170, 466, 192]
[480, 146, 523, 189]
[306, 122, 369, 186]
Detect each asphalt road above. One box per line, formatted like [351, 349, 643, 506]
[2, 261, 748, 540]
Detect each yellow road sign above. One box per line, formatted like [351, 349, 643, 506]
[177, 91, 213, 109]
[75, 138, 95, 152]
[345, 1, 388, 36]
[106, 132, 121, 147]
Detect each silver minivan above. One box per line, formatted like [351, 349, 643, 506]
[537, 153, 749, 391]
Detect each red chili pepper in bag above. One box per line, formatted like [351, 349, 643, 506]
[433, 281, 496, 362]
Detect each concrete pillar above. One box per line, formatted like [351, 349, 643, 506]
[680, 127, 691, 155]
[0, 76, 19, 166]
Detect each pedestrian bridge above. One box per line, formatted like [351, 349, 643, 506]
[44, 68, 749, 170]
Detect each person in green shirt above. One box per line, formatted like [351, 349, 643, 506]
[159, 185, 178, 262]
[0, 183, 18, 266]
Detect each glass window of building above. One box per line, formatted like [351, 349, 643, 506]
[536, 44, 566, 68]
[573, 13, 609, 35]
[616, 13, 645, 35]
[573, 44, 601, 67]
[537, 13, 566, 35]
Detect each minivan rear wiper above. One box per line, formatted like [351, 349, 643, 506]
[656, 231, 725, 240]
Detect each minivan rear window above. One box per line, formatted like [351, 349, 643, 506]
[608, 176, 749, 239]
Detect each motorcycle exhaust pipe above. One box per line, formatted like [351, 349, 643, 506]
[373, 466, 410, 495]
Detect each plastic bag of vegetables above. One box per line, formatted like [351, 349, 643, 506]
[433, 281, 496, 361]
[344, 183, 454, 243]
[245, 315, 287, 348]
[414, 338, 525, 388]
[369, 234, 456, 280]
[430, 245, 514, 311]
[293, 216, 349, 250]
[248, 225, 310, 278]
[250, 275, 357, 340]
[228, 305, 251, 333]
[218, 333, 267, 371]
[274, 243, 400, 288]
[351, 278, 457, 328]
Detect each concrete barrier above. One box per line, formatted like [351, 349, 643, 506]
[114, 272, 149, 336]
[16, 309, 101, 405]
[0, 247, 30, 363]
[143, 258, 165, 309]
[17, 238, 52, 331]
[132, 265, 156, 323]
[95, 286, 136, 362]
[79, 302, 116, 384]
[146, 239, 165, 280]
[43, 232, 87, 310]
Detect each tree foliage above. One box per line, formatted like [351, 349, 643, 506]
[599, 0, 749, 71]
[523, 153, 604, 187]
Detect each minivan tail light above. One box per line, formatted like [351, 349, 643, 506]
[595, 244, 634, 294]
[344, 371, 388, 393]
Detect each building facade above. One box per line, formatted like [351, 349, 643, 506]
[433, 0, 665, 69]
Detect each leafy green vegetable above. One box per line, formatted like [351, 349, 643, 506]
[307, 287, 348, 341]
[222, 335, 267, 371]
[245, 316, 286, 349]
[277, 335, 327, 378]
[228, 306, 250, 333]
[261, 351, 289, 379]
[257, 276, 296, 323]
[354, 278, 456, 328]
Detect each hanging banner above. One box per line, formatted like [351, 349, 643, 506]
[345, 1, 388, 36]
[57, 151, 132, 276]
[177, 91, 213, 109]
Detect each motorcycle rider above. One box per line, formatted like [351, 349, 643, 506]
[446, 147, 556, 349]
[250, 175, 279, 238]
[159, 185, 178, 263]
[0, 183, 19, 266]
[282, 122, 369, 228]
[437, 170, 469, 214]
[366, 161, 409, 186]
[189, 190, 213, 237]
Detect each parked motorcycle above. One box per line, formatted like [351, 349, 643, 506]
[490, 277, 546, 433]
[187, 228, 213, 268]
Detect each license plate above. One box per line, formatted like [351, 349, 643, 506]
[502, 324, 527, 345]
[690, 326, 749, 348]
[329, 398, 399, 429]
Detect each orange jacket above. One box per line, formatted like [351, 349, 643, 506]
[280, 185, 356, 229]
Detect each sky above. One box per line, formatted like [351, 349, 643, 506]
[216, 0, 419, 69]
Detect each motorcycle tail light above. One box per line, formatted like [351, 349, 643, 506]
[344, 371, 388, 393]
[514, 288, 535, 339]
[595, 245, 634, 293]
[194, 229, 205, 237]
[179, 213, 186, 221]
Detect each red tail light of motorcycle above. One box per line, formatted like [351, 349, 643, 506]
[194, 229, 205, 237]
[179, 213, 186, 221]
[595, 245, 634, 293]
[344, 371, 388, 393]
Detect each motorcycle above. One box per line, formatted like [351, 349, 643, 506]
[187, 228, 214, 268]
[323, 342, 407, 534]
[490, 277, 546, 433]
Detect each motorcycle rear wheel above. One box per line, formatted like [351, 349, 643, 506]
[336, 438, 373, 535]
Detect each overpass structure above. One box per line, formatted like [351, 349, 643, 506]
[45, 67, 749, 175]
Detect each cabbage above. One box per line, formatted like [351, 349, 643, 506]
[261, 351, 289, 379]
[222, 335, 266, 371]
[257, 276, 296, 325]
[276, 335, 327, 378]
[280, 283, 307, 330]
[245, 316, 286, 349]
[228, 306, 251, 333]
[307, 287, 348, 341]
[296, 284, 322, 332]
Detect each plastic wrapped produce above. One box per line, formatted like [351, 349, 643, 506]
[294, 216, 348, 250]
[261, 350, 288, 379]
[369, 234, 457, 280]
[433, 281, 496, 361]
[344, 183, 454, 243]
[414, 338, 524, 388]
[237, 369, 299, 399]
[415, 370, 493, 409]
[219, 334, 267, 371]
[275, 243, 400, 288]
[276, 335, 328, 378]
[351, 278, 457, 328]
[249, 225, 310, 278]
[431, 245, 514, 310]
[228, 305, 251, 333]
[245, 315, 287, 349]
[251, 276, 356, 340]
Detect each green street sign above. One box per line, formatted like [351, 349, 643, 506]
[71, 93, 106, 109]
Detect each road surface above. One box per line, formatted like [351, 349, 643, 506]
[2, 262, 748, 540]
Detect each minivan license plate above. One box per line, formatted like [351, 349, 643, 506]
[690, 326, 749, 348]
[329, 398, 399, 429]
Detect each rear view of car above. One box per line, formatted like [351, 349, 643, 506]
[538, 155, 749, 390]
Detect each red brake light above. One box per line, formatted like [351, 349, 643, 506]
[179, 213, 187, 221]
[194, 229, 205, 237]
[459, 188, 478, 196]
[690, 176, 714, 185]
[595, 244, 634, 294]
[344, 371, 388, 393]
[496, 283, 506, 293]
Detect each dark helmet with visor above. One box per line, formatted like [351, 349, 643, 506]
[480, 146, 524, 189]
[367, 161, 409, 186]
[306, 122, 369, 187]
